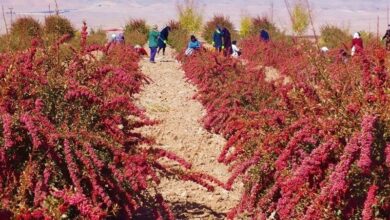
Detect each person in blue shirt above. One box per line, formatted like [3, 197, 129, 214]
[212, 26, 223, 52]
[185, 35, 201, 56]
[260, 29, 270, 42]
[188, 35, 200, 48]
[158, 26, 171, 55]
[116, 33, 125, 44]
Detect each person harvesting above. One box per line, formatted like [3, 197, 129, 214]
[231, 40, 241, 58]
[351, 32, 363, 56]
[185, 35, 201, 56]
[260, 29, 270, 42]
[222, 27, 232, 56]
[158, 26, 171, 56]
[382, 25, 390, 50]
[148, 25, 160, 63]
[212, 26, 223, 52]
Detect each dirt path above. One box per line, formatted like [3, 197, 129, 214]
[135, 47, 242, 219]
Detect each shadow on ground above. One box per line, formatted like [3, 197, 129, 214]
[132, 201, 226, 220]
[171, 201, 226, 219]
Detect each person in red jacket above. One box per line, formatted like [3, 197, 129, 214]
[351, 32, 363, 56]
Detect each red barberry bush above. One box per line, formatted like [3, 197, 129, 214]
[0, 22, 220, 219]
[180, 38, 390, 219]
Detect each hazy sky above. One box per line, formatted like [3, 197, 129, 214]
[0, 0, 389, 34]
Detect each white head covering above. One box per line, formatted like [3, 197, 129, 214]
[321, 47, 329, 53]
[353, 32, 360, 39]
[111, 33, 117, 39]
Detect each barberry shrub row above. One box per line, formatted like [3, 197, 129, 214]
[0, 23, 221, 219]
[179, 39, 389, 219]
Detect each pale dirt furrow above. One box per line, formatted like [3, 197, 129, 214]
[135, 47, 242, 220]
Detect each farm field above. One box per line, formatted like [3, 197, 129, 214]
[0, 1, 390, 219]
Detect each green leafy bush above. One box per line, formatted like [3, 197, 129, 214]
[360, 31, 377, 43]
[239, 16, 286, 41]
[177, 0, 203, 33]
[168, 20, 181, 31]
[87, 29, 107, 46]
[320, 25, 350, 48]
[0, 34, 10, 53]
[169, 28, 190, 52]
[124, 31, 147, 46]
[239, 16, 252, 38]
[292, 3, 309, 35]
[44, 15, 75, 45]
[124, 19, 148, 45]
[11, 17, 42, 38]
[9, 17, 42, 51]
[202, 15, 237, 44]
[164, 20, 190, 52]
[251, 16, 278, 35]
[124, 19, 149, 35]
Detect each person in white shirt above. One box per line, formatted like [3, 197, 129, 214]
[231, 40, 241, 58]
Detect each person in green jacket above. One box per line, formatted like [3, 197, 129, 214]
[148, 25, 159, 63]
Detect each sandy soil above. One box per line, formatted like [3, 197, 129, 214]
[135, 47, 242, 219]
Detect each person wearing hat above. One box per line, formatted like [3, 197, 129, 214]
[231, 40, 241, 58]
[260, 29, 270, 42]
[158, 26, 171, 56]
[222, 27, 232, 56]
[114, 33, 125, 44]
[351, 32, 363, 56]
[185, 35, 201, 56]
[212, 25, 223, 52]
[111, 33, 117, 43]
[382, 25, 390, 50]
[320, 46, 329, 53]
[148, 25, 160, 63]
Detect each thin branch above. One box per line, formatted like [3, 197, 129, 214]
[284, 0, 294, 26]
[2, 5, 11, 51]
[2, 5, 8, 34]
[1, 5, 8, 34]
[305, 0, 319, 49]
[377, 16, 380, 44]
[54, 0, 59, 15]
[284, 0, 297, 43]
